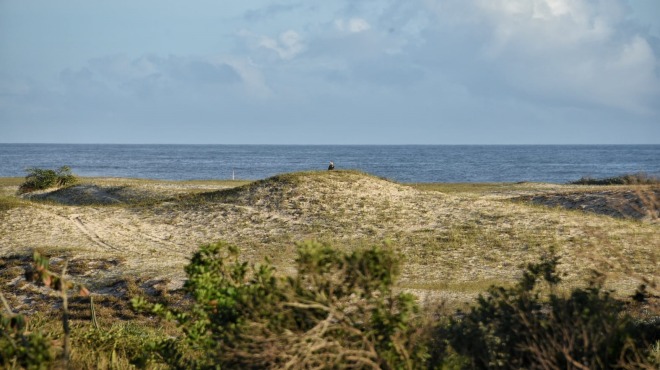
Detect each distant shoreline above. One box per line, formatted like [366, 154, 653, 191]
[2, 144, 658, 183]
[2, 175, 659, 186]
[2, 143, 660, 146]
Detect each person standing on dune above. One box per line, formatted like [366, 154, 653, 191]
[328, 161, 335, 170]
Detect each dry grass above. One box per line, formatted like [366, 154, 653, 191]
[0, 172, 657, 315]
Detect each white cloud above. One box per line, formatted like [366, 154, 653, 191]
[214, 56, 272, 98]
[334, 18, 371, 33]
[3, 0, 659, 144]
[420, 0, 659, 114]
[230, 0, 657, 115]
[258, 30, 305, 60]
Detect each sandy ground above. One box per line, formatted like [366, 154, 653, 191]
[1, 172, 658, 311]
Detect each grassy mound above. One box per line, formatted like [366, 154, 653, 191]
[178, 170, 418, 214]
[164, 170, 432, 249]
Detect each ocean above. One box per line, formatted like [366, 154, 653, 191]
[1, 144, 659, 183]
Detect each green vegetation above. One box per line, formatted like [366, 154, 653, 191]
[433, 255, 657, 369]
[1, 243, 659, 369]
[570, 172, 659, 185]
[18, 166, 78, 194]
[132, 241, 426, 369]
[0, 298, 53, 369]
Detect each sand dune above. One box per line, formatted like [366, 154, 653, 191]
[1, 171, 657, 312]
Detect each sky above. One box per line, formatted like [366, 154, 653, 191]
[1, 0, 659, 144]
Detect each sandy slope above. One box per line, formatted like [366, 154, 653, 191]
[1, 171, 658, 310]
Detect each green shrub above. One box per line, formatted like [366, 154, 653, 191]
[18, 166, 78, 194]
[430, 255, 656, 369]
[132, 241, 428, 369]
[570, 172, 659, 185]
[0, 295, 53, 369]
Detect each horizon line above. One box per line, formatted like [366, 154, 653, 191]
[2, 142, 660, 146]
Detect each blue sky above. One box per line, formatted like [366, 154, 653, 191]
[1, 0, 659, 144]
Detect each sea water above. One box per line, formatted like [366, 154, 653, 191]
[1, 144, 658, 183]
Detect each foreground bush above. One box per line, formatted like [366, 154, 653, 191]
[431, 255, 657, 369]
[18, 166, 78, 194]
[0, 303, 52, 369]
[1, 251, 94, 369]
[133, 241, 427, 369]
[3, 243, 657, 369]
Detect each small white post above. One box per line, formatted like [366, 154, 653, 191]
[232, 170, 235, 180]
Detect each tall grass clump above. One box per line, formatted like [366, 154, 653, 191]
[18, 166, 78, 194]
[570, 172, 660, 185]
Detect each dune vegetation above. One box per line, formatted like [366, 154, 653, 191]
[0, 170, 658, 368]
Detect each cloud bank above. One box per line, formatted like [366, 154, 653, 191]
[1, 0, 658, 143]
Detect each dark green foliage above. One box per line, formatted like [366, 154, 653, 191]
[431, 255, 656, 369]
[2, 241, 656, 369]
[18, 166, 78, 194]
[132, 241, 427, 369]
[0, 299, 53, 369]
[570, 172, 659, 185]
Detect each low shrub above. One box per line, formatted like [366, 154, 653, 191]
[430, 254, 657, 369]
[18, 166, 78, 194]
[132, 241, 428, 369]
[0, 302, 53, 370]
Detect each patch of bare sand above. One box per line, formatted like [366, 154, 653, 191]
[1, 171, 658, 312]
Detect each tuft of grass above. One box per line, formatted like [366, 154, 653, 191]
[0, 195, 29, 212]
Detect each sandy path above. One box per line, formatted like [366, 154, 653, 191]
[67, 214, 122, 252]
